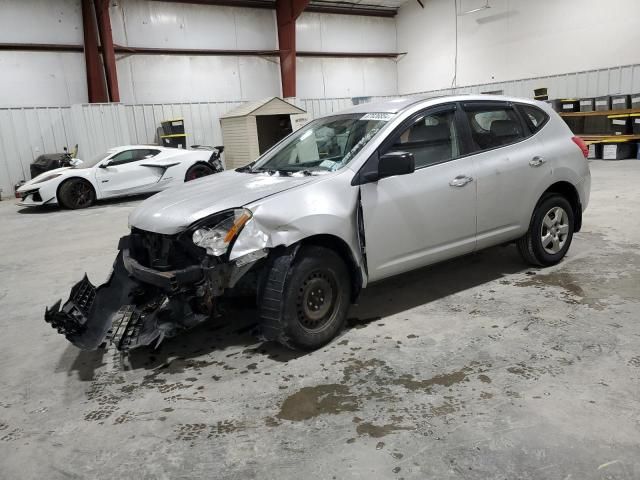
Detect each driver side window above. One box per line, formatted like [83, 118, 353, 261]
[109, 149, 159, 166]
[385, 109, 460, 169]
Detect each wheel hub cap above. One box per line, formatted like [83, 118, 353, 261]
[541, 206, 569, 255]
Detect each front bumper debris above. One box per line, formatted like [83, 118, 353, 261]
[44, 252, 157, 351]
[44, 233, 261, 352]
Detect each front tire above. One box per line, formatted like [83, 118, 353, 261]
[517, 194, 575, 267]
[259, 246, 352, 351]
[58, 179, 96, 209]
[185, 163, 215, 182]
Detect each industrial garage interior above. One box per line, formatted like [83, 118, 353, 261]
[1, 0, 639, 478]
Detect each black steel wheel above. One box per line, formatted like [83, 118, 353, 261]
[185, 163, 215, 182]
[296, 270, 338, 332]
[58, 178, 96, 209]
[259, 245, 351, 351]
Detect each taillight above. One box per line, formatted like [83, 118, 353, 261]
[572, 136, 589, 158]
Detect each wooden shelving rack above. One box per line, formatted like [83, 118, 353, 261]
[559, 108, 640, 143]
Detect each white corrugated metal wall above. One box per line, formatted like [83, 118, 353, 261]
[0, 101, 244, 195]
[404, 64, 640, 100]
[2, 62, 640, 196]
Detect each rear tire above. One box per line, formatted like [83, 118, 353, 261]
[58, 179, 96, 209]
[517, 194, 575, 267]
[259, 246, 351, 351]
[185, 163, 215, 182]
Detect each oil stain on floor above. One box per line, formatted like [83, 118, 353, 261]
[514, 249, 640, 310]
[276, 384, 360, 421]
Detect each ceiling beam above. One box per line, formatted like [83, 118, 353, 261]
[297, 51, 402, 58]
[150, 0, 397, 17]
[0, 43, 403, 58]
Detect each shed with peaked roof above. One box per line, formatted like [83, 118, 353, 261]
[220, 97, 307, 169]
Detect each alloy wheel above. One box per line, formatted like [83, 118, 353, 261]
[71, 182, 93, 208]
[540, 206, 569, 254]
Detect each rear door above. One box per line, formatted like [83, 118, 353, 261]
[96, 149, 163, 197]
[359, 104, 478, 282]
[459, 101, 552, 249]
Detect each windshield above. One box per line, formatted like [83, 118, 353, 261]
[82, 150, 114, 168]
[248, 113, 393, 174]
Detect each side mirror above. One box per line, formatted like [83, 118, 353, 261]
[99, 160, 110, 169]
[378, 151, 415, 180]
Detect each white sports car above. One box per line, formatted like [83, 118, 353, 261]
[16, 145, 224, 209]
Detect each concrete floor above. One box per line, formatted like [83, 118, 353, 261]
[0, 160, 639, 479]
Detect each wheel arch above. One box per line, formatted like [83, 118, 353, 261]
[538, 181, 582, 232]
[296, 234, 363, 302]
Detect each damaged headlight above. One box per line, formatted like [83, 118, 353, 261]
[192, 208, 252, 256]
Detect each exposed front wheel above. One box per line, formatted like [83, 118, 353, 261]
[58, 179, 96, 209]
[185, 163, 215, 182]
[259, 246, 351, 351]
[517, 194, 575, 267]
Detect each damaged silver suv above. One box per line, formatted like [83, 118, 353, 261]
[45, 95, 591, 352]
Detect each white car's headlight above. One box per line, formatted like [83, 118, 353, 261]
[192, 208, 252, 256]
[32, 173, 63, 184]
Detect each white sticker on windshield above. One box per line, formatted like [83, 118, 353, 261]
[319, 159, 337, 169]
[361, 113, 394, 121]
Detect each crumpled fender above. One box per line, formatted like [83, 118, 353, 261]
[230, 172, 367, 286]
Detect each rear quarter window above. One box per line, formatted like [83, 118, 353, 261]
[520, 105, 550, 133]
[463, 105, 525, 152]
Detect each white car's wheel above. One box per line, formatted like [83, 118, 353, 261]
[58, 179, 96, 209]
[185, 163, 215, 182]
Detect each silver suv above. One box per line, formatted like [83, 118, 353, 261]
[45, 95, 591, 352]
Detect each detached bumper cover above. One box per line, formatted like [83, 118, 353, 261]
[44, 235, 219, 352]
[44, 251, 153, 350]
[44, 233, 257, 352]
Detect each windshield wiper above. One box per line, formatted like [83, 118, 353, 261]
[248, 168, 280, 175]
[235, 162, 256, 173]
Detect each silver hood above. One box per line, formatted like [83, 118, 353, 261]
[128, 169, 317, 234]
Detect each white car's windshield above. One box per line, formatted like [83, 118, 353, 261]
[248, 113, 393, 174]
[82, 150, 114, 168]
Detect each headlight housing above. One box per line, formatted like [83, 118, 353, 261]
[32, 173, 63, 184]
[192, 208, 252, 256]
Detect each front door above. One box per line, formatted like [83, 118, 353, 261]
[360, 105, 477, 282]
[96, 149, 162, 198]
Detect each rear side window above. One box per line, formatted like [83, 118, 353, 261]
[463, 105, 525, 152]
[520, 105, 549, 133]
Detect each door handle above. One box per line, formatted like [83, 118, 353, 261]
[529, 156, 546, 167]
[449, 175, 474, 187]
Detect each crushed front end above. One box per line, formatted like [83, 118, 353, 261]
[45, 209, 266, 351]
